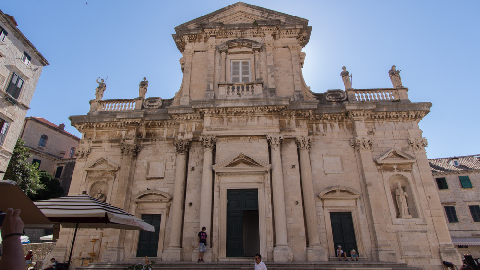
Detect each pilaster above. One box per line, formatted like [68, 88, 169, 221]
[296, 136, 327, 261]
[199, 135, 216, 246]
[289, 44, 303, 101]
[205, 38, 216, 99]
[267, 134, 293, 262]
[163, 139, 191, 261]
[180, 47, 193, 105]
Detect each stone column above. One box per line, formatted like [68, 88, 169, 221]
[199, 136, 216, 244]
[102, 141, 141, 262]
[163, 139, 190, 262]
[408, 137, 462, 266]
[205, 38, 216, 99]
[264, 36, 276, 89]
[254, 50, 260, 81]
[220, 51, 226, 82]
[289, 44, 303, 101]
[180, 47, 193, 105]
[266, 134, 293, 262]
[296, 137, 327, 261]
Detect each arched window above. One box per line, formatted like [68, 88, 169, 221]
[38, 134, 48, 147]
[70, 147, 75, 157]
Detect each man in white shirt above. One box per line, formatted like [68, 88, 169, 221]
[254, 254, 267, 270]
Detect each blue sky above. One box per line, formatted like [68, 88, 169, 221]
[2, 0, 479, 159]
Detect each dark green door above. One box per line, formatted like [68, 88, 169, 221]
[330, 212, 357, 257]
[227, 189, 259, 257]
[136, 214, 161, 257]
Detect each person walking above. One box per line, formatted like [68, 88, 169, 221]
[25, 250, 33, 269]
[254, 254, 267, 270]
[197, 227, 207, 262]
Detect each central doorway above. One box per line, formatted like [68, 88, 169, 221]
[330, 212, 358, 257]
[136, 214, 161, 257]
[226, 189, 259, 257]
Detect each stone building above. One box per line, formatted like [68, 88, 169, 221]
[52, 3, 460, 269]
[430, 155, 480, 258]
[0, 10, 49, 177]
[21, 116, 80, 194]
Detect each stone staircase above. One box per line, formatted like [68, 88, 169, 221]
[76, 261, 424, 270]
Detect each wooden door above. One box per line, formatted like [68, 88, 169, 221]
[136, 214, 161, 257]
[227, 189, 258, 257]
[330, 212, 358, 257]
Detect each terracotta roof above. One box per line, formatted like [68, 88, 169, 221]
[27, 117, 80, 141]
[429, 154, 480, 173]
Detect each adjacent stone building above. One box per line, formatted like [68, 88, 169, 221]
[0, 10, 49, 177]
[430, 155, 480, 258]
[52, 3, 461, 269]
[21, 116, 80, 194]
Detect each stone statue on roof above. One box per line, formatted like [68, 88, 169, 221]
[95, 77, 107, 100]
[139, 77, 148, 99]
[340, 66, 352, 90]
[388, 65, 403, 88]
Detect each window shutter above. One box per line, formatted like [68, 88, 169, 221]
[435, 177, 448, 190]
[459, 176, 473, 188]
[0, 121, 9, 146]
[444, 206, 458, 223]
[241, 61, 250, 82]
[469, 205, 480, 222]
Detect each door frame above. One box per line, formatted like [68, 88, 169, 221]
[216, 172, 269, 260]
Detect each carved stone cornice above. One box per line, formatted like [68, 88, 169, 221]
[74, 147, 90, 159]
[348, 110, 372, 120]
[200, 135, 216, 150]
[351, 137, 373, 151]
[370, 111, 428, 121]
[120, 143, 141, 157]
[174, 139, 191, 154]
[408, 137, 428, 151]
[267, 134, 284, 150]
[171, 113, 202, 121]
[296, 136, 311, 151]
[199, 106, 287, 116]
[280, 110, 315, 119]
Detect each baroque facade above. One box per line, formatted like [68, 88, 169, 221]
[0, 10, 49, 177]
[53, 3, 460, 269]
[429, 155, 480, 259]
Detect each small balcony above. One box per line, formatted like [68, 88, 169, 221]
[218, 82, 263, 99]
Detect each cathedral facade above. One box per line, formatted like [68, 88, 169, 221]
[52, 3, 460, 269]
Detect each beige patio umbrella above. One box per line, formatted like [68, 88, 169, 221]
[34, 194, 154, 267]
[0, 180, 53, 229]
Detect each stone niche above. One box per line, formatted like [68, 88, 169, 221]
[84, 157, 119, 204]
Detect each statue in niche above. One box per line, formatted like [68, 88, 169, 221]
[395, 182, 411, 218]
[340, 66, 352, 90]
[388, 65, 403, 88]
[139, 77, 148, 98]
[95, 77, 107, 100]
[93, 189, 106, 202]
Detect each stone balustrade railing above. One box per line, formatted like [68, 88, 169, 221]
[218, 82, 263, 99]
[89, 98, 143, 113]
[346, 88, 408, 102]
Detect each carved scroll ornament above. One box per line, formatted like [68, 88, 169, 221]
[351, 137, 373, 151]
[200, 135, 216, 150]
[408, 138, 428, 151]
[75, 147, 91, 159]
[120, 143, 141, 157]
[296, 136, 311, 151]
[267, 134, 284, 150]
[174, 139, 190, 154]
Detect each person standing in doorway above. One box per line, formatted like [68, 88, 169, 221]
[198, 227, 207, 262]
[254, 254, 267, 270]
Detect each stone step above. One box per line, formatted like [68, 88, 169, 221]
[76, 261, 423, 270]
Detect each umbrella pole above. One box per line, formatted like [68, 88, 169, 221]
[67, 222, 79, 269]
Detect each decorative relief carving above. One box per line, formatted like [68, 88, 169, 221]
[296, 136, 311, 151]
[348, 110, 372, 119]
[408, 138, 428, 151]
[266, 134, 283, 150]
[351, 137, 373, 151]
[200, 135, 216, 150]
[174, 139, 190, 154]
[75, 147, 91, 159]
[120, 143, 141, 157]
[325, 90, 347, 102]
[143, 97, 163, 109]
[199, 106, 286, 116]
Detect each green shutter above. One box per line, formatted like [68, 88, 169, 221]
[459, 176, 473, 188]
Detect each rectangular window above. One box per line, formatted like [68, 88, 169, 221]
[231, 60, 250, 83]
[6, 73, 24, 99]
[69, 147, 75, 158]
[459, 176, 473, 188]
[0, 26, 7, 42]
[444, 206, 459, 223]
[0, 118, 10, 146]
[32, 159, 41, 167]
[469, 205, 480, 222]
[21, 52, 31, 66]
[54, 166, 63, 178]
[436, 177, 449, 190]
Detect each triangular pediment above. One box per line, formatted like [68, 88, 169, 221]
[176, 2, 308, 30]
[213, 152, 270, 171]
[375, 149, 416, 165]
[85, 157, 119, 171]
